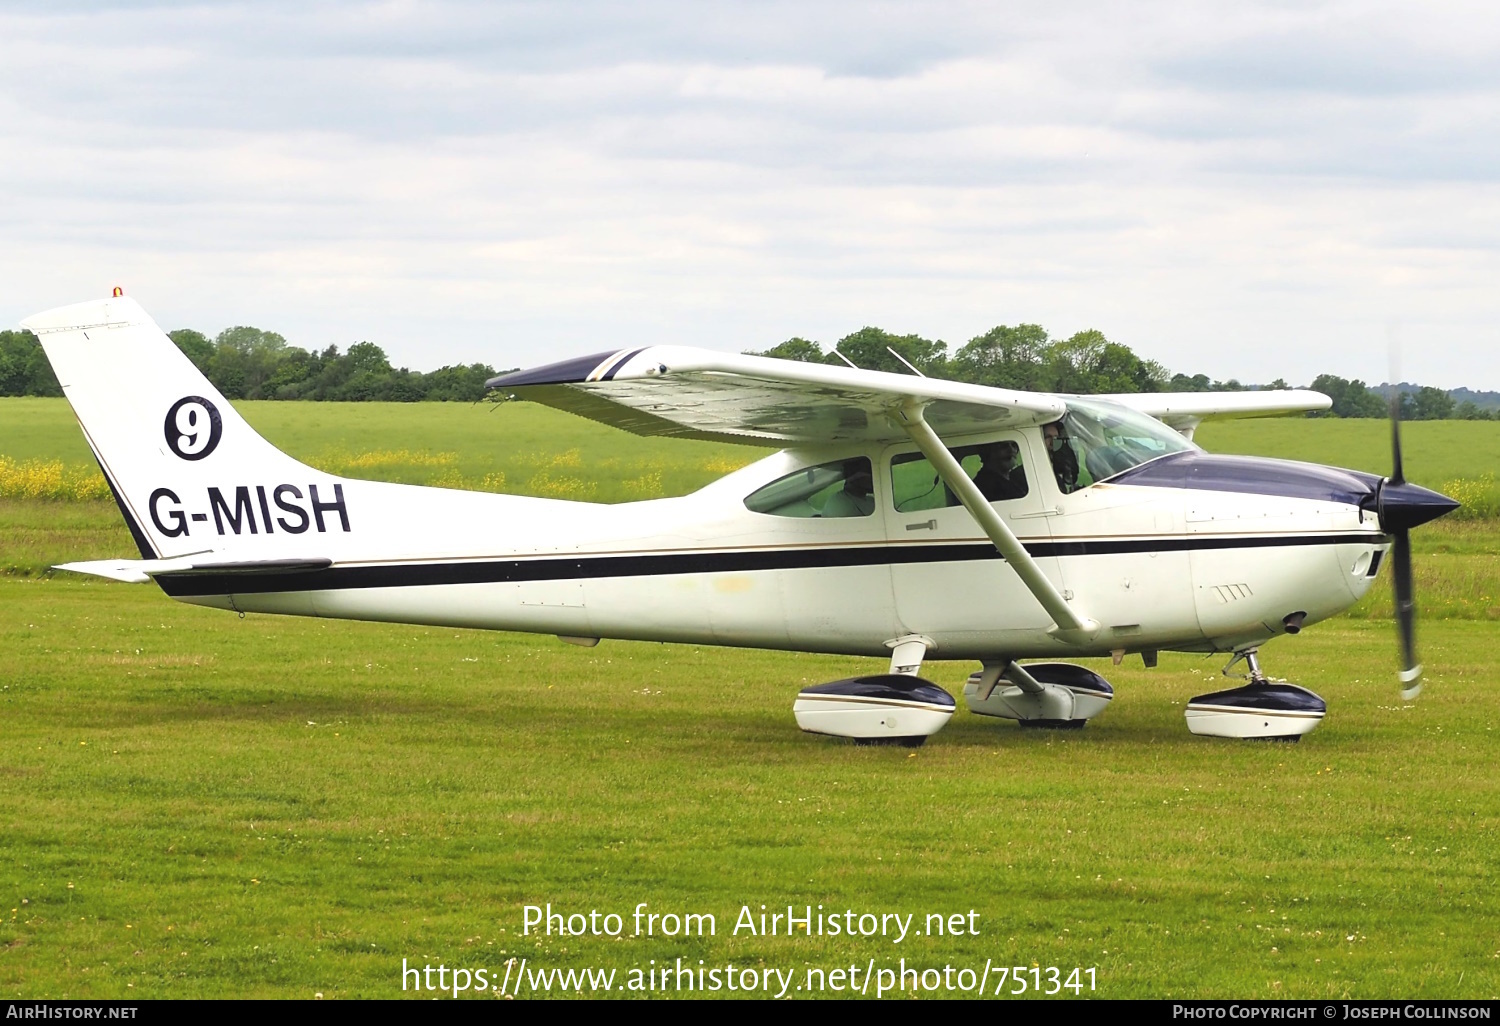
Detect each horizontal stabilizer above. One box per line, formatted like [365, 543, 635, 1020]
[56, 557, 332, 583]
[54, 559, 162, 583]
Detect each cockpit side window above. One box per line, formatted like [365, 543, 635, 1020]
[744, 457, 875, 518]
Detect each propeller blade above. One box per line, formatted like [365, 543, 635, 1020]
[1391, 527, 1421, 700]
[1389, 393, 1406, 486]
[1380, 381, 1416, 702]
[1387, 325, 1406, 486]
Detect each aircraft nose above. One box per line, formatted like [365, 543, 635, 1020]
[1374, 480, 1461, 532]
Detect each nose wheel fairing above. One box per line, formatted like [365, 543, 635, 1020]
[1185, 649, 1326, 741]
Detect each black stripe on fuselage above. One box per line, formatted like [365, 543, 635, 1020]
[154, 532, 1379, 598]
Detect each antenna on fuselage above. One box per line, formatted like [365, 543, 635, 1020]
[831, 350, 859, 370]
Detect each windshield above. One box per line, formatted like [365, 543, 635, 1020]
[1042, 398, 1197, 493]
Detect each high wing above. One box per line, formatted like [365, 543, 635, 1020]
[1094, 390, 1331, 437]
[487, 346, 1067, 446]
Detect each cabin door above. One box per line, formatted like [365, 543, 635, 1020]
[881, 431, 1061, 644]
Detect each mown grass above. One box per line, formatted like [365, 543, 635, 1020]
[1, 580, 1496, 999]
[2, 399, 1498, 999]
[1195, 417, 1500, 486]
[0, 500, 137, 577]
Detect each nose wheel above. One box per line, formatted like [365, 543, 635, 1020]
[1184, 648, 1327, 741]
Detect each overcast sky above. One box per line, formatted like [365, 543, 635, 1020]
[3, 0, 1499, 387]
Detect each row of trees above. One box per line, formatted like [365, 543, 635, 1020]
[164, 327, 499, 402]
[1, 321, 1493, 419]
[1308, 374, 1496, 421]
[752, 325, 1267, 395]
[751, 327, 1495, 420]
[0, 326, 499, 402]
[0, 330, 63, 398]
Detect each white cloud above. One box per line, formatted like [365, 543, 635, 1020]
[1, 0, 1499, 386]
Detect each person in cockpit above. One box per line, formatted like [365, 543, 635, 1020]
[1042, 420, 1080, 494]
[972, 440, 1027, 501]
[821, 460, 875, 517]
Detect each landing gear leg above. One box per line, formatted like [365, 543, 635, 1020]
[885, 634, 933, 677]
[1185, 648, 1327, 741]
[1222, 648, 1269, 684]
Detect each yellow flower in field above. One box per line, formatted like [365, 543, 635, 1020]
[0, 456, 109, 501]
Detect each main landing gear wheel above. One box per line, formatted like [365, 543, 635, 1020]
[964, 662, 1114, 729]
[793, 675, 956, 746]
[1185, 650, 1326, 742]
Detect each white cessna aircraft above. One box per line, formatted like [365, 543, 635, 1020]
[28, 295, 1458, 744]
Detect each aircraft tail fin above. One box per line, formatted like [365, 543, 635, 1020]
[22, 296, 327, 559]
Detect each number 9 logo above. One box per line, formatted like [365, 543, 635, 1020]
[164, 396, 223, 461]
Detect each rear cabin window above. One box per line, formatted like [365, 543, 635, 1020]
[744, 458, 875, 518]
[890, 441, 1029, 512]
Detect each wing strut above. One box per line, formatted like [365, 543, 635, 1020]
[898, 402, 1099, 644]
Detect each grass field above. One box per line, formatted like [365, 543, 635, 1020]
[2, 398, 1498, 1000]
[4, 396, 1499, 502]
[0, 396, 761, 502]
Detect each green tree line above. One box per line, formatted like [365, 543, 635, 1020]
[749, 326, 1495, 421]
[0, 326, 500, 402]
[1, 321, 1493, 419]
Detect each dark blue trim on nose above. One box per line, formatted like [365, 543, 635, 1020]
[1110, 451, 1385, 506]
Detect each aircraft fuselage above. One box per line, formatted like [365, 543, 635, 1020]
[154, 437, 1393, 662]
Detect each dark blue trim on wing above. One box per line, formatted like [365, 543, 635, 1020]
[153, 532, 1378, 598]
[600, 348, 647, 381]
[1109, 452, 1383, 507]
[486, 350, 621, 389]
